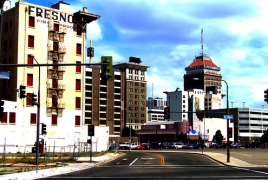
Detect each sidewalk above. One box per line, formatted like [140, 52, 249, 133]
[0, 152, 122, 180]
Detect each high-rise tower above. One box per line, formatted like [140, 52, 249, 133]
[184, 29, 222, 94]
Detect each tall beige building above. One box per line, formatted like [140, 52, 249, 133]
[113, 57, 150, 131]
[0, 1, 100, 149]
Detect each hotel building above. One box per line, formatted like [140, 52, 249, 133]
[0, 1, 102, 152]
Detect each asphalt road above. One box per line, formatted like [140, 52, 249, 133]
[43, 149, 268, 179]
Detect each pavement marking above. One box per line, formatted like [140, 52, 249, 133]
[129, 158, 138, 166]
[231, 152, 252, 157]
[233, 167, 268, 175]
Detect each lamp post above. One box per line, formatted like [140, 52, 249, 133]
[222, 79, 230, 163]
[32, 56, 41, 172]
[129, 107, 132, 151]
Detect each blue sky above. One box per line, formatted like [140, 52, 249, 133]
[21, 0, 268, 109]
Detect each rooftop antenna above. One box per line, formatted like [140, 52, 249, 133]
[152, 83, 153, 99]
[201, 28, 204, 62]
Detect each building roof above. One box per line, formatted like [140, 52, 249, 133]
[188, 55, 218, 68]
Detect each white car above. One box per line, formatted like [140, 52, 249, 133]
[170, 142, 184, 149]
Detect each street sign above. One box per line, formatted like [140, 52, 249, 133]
[0, 71, 10, 79]
[224, 115, 233, 119]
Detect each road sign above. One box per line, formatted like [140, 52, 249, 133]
[224, 115, 233, 119]
[0, 71, 10, 79]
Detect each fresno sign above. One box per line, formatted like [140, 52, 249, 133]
[28, 6, 73, 24]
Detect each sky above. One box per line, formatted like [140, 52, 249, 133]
[20, 0, 268, 109]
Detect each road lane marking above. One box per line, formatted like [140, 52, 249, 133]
[129, 158, 138, 166]
[233, 167, 268, 175]
[231, 152, 252, 157]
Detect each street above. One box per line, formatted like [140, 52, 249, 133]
[42, 149, 268, 179]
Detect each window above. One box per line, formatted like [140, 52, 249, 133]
[52, 114, 57, 125]
[26, 93, 32, 106]
[77, 26, 82, 36]
[75, 116, 80, 126]
[28, 35, 34, 48]
[76, 61, 81, 73]
[0, 112, 8, 123]
[30, 113, 36, 124]
[4, 22, 8, 33]
[53, 79, 58, 88]
[28, 55, 33, 65]
[9, 112, 16, 124]
[27, 74, 33, 86]
[29, 16, 35, 27]
[54, 24, 59, 31]
[10, 20, 12, 29]
[76, 97, 81, 109]
[76, 79, 81, 91]
[76, 43, 81, 55]
[3, 40, 7, 53]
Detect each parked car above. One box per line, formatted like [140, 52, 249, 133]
[134, 143, 150, 150]
[169, 142, 184, 149]
[182, 144, 190, 149]
[209, 143, 217, 148]
[119, 142, 130, 150]
[216, 143, 227, 149]
[245, 143, 257, 149]
[149, 142, 165, 150]
[230, 143, 241, 149]
[196, 144, 206, 149]
[188, 144, 199, 149]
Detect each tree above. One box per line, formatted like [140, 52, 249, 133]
[121, 126, 137, 137]
[260, 130, 268, 144]
[212, 130, 223, 143]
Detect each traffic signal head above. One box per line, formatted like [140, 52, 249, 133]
[19, 85, 26, 99]
[164, 107, 170, 120]
[101, 56, 113, 82]
[228, 127, 232, 138]
[41, 123, 47, 135]
[32, 93, 37, 106]
[0, 99, 4, 118]
[265, 89, 268, 103]
[88, 125, 95, 136]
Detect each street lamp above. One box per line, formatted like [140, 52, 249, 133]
[222, 79, 230, 163]
[31, 55, 41, 172]
[129, 107, 132, 151]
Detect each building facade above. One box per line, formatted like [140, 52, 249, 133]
[146, 97, 166, 109]
[0, 1, 103, 152]
[84, 65, 123, 136]
[113, 58, 150, 131]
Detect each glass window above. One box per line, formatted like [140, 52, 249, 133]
[28, 35, 34, 48]
[29, 16, 35, 27]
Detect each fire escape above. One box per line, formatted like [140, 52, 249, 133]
[46, 22, 66, 117]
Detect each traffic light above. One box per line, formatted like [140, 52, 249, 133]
[19, 85, 26, 99]
[101, 56, 113, 82]
[41, 123, 47, 135]
[164, 107, 170, 120]
[264, 89, 268, 103]
[32, 93, 37, 106]
[0, 99, 4, 118]
[88, 125, 95, 136]
[228, 127, 232, 138]
[87, 47, 94, 58]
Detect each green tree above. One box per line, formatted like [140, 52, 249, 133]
[260, 130, 268, 144]
[121, 126, 137, 137]
[212, 130, 223, 143]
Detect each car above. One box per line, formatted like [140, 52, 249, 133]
[169, 142, 184, 149]
[149, 142, 165, 150]
[216, 143, 227, 149]
[134, 143, 150, 150]
[231, 143, 241, 149]
[245, 143, 257, 149]
[196, 144, 206, 149]
[182, 144, 190, 149]
[119, 142, 130, 150]
[188, 144, 199, 149]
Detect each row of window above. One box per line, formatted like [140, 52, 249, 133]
[0, 112, 82, 126]
[128, 69, 145, 75]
